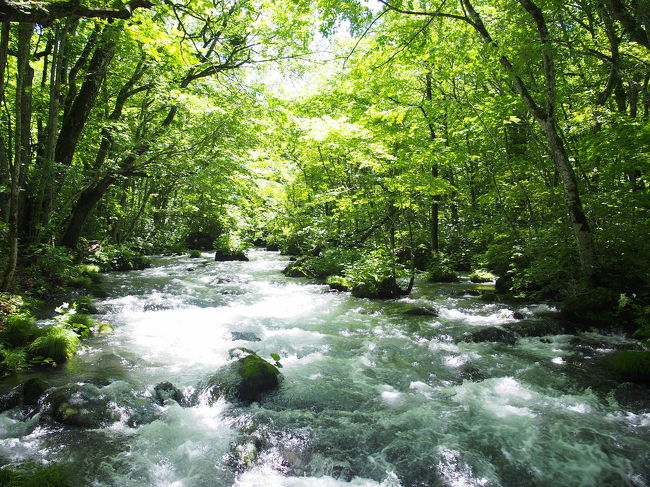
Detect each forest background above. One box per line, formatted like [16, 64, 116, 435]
[0, 0, 648, 344]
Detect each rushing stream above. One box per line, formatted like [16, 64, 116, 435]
[1, 250, 649, 486]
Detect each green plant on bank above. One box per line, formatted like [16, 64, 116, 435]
[0, 296, 109, 373]
[27, 327, 79, 365]
[188, 249, 203, 258]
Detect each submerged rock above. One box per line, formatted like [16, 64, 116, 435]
[44, 384, 120, 427]
[206, 354, 281, 403]
[401, 306, 439, 317]
[43, 382, 158, 428]
[463, 326, 517, 345]
[153, 381, 184, 405]
[230, 331, 261, 342]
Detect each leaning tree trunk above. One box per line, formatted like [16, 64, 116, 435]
[59, 174, 116, 248]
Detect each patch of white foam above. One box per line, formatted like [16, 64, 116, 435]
[235, 467, 401, 487]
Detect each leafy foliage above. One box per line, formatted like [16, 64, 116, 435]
[27, 328, 79, 365]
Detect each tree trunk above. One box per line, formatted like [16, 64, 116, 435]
[2, 23, 33, 291]
[0, 21, 10, 220]
[59, 174, 116, 248]
[462, 0, 597, 281]
[55, 24, 117, 167]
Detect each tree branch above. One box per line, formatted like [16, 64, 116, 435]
[0, 0, 154, 25]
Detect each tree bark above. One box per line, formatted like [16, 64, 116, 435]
[0, 0, 153, 25]
[0, 21, 10, 220]
[2, 23, 32, 291]
[55, 24, 117, 167]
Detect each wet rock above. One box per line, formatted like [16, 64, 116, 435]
[0, 378, 49, 412]
[459, 364, 486, 382]
[265, 244, 280, 251]
[512, 311, 525, 320]
[230, 331, 261, 342]
[463, 326, 517, 345]
[401, 306, 439, 317]
[44, 384, 120, 427]
[464, 290, 481, 296]
[154, 382, 183, 405]
[0, 388, 22, 412]
[206, 354, 281, 403]
[215, 251, 249, 262]
[22, 378, 48, 406]
[504, 320, 563, 338]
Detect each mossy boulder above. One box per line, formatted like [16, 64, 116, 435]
[326, 276, 349, 292]
[282, 259, 310, 278]
[44, 384, 120, 427]
[607, 351, 650, 383]
[214, 250, 249, 262]
[206, 354, 281, 403]
[351, 277, 403, 300]
[425, 264, 459, 283]
[469, 269, 495, 283]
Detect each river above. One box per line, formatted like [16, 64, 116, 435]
[1, 250, 648, 486]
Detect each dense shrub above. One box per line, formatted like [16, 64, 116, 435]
[85, 245, 151, 272]
[1, 315, 42, 347]
[344, 249, 405, 299]
[303, 248, 362, 279]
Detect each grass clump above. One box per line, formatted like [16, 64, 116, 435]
[27, 328, 79, 365]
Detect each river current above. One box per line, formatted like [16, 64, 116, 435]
[1, 250, 648, 486]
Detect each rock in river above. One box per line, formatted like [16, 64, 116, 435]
[205, 354, 281, 403]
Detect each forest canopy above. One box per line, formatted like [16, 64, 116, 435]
[0, 0, 648, 327]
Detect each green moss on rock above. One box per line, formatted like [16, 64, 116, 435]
[207, 354, 281, 403]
